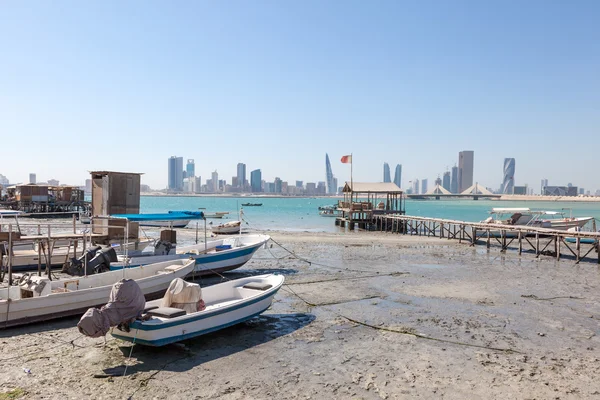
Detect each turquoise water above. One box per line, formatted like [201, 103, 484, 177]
[140, 196, 600, 232]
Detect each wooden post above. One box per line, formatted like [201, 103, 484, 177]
[501, 230, 506, 252]
[536, 232, 540, 257]
[471, 227, 476, 246]
[576, 237, 581, 262]
[518, 231, 522, 255]
[556, 236, 561, 260]
[486, 229, 491, 248]
[37, 239, 42, 277]
[554, 235, 558, 258]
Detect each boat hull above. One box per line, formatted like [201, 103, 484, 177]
[112, 275, 283, 346]
[0, 259, 195, 328]
[139, 220, 190, 228]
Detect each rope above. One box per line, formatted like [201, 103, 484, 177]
[120, 328, 139, 388]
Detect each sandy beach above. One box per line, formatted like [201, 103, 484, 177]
[1, 230, 600, 399]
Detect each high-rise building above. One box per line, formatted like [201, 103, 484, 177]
[274, 177, 282, 193]
[502, 158, 515, 194]
[421, 179, 428, 194]
[383, 163, 391, 183]
[168, 156, 184, 191]
[317, 181, 326, 194]
[0, 174, 9, 186]
[295, 181, 303, 189]
[85, 179, 92, 194]
[29, 173, 36, 184]
[393, 164, 402, 188]
[250, 169, 262, 192]
[332, 177, 338, 194]
[412, 179, 419, 195]
[442, 171, 451, 192]
[325, 154, 336, 194]
[450, 165, 458, 193]
[211, 171, 219, 192]
[541, 178, 548, 194]
[306, 182, 317, 194]
[186, 159, 195, 178]
[236, 163, 246, 190]
[458, 151, 474, 193]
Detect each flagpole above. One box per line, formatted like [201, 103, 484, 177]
[350, 153, 353, 192]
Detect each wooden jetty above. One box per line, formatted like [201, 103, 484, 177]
[371, 214, 600, 264]
[335, 182, 405, 231]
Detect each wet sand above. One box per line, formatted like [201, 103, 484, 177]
[1, 231, 600, 399]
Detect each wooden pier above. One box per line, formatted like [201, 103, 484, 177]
[371, 214, 600, 264]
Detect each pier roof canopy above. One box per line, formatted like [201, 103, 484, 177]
[343, 182, 403, 194]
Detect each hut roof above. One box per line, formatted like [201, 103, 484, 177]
[343, 182, 403, 194]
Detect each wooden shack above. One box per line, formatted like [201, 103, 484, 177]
[90, 171, 142, 240]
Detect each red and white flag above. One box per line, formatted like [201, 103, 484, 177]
[340, 155, 352, 164]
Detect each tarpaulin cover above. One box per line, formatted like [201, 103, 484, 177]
[161, 278, 203, 314]
[77, 279, 146, 338]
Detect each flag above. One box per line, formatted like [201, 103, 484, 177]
[340, 155, 352, 163]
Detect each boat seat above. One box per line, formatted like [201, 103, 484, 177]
[143, 305, 159, 313]
[146, 307, 186, 318]
[242, 282, 272, 291]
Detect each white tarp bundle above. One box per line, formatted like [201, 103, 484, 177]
[161, 278, 203, 313]
[77, 279, 146, 338]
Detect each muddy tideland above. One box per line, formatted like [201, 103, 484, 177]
[1, 231, 599, 399]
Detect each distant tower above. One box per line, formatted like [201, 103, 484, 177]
[237, 163, 246, 190]
[186, 159, 195, 178]
[325, 154, 336, 194]
[251, 169, 262, 193]
[211, 170, 219, 192]
[442, 171, 451, 192]
[458, 151, 474, 193]
[168, 156, 183, 191]
[29, 173, 36, 184]
[383, 163, 391, 183]
[421, 179, 428, 194]
[450, 165, 458, 193]
[412, 179, 420, 195]
[502, 158, 515, 194]
[393, 164, 402, 188]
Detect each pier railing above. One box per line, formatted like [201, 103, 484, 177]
[371, 214, 600, 264]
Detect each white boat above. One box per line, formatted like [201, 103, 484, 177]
[319, 209, 342, 217]
[111, 234, 270, 276]
[204, 212, 229, 219]
[4, 239, 154, 272]
[111, 274, 284, 346]
[482, 208, 593, 231]
[0, 259, 195, 328]
[211, 220, 241, 234]
[139, 220, 191, 228]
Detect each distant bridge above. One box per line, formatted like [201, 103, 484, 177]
[406, 183, 500, 200]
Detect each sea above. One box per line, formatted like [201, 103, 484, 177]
[139, 196, 600, 233]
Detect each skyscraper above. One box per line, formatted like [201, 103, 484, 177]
[412, 179, 419, 195]
[236, 163, 246, 190]
[251, 169, 262, 192]
[393, 164, 402, 188]
[383, 163, 391, 183]
[458, 151, 474, 193]
[451, 165, 458, 193]
[168, 156, 183, 191]
[442, 171, 451, 192]
[29, 173, 36, 184]
[211, 171, 219, 192]
[541, 178, 548, 194]
[186, 159, 195, 178]
[502, 158, 515, 194]
[421, 179, 428, 194]
[325, 154, 336, 194]
[274, 177, 282, 193]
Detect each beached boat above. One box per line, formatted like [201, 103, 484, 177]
[111, 234, 270, 276]
[211, 220, 241, 235]
[111, 274, 284, 346]
[241, 203, 262, 207]
[204, 212, 229, 219]
[4, 239, 154, 272]
[0, 259, 195, 328]
[481, 208, 593, 231]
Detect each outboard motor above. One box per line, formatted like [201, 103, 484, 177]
[154, 240, 175, 255]
[63, 246, 117, 276]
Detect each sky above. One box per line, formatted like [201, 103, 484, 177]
[1, 1, 599, 192]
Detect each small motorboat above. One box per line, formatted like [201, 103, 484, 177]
[204, 212, 229, 219]
[0, 259, 195, 328]
[481, 208, 594, 231]
[241, 203, 262, 207]
[211, 220, 241, 235]
[319, 209, 341, 217]
[111, 274, 284, 346]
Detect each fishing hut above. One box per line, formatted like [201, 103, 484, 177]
[90, 171, 142, 242]
[336, 182, 405, 230]
[0, 184, 88, 216]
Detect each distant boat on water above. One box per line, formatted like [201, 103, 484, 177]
[241, 203, 262, 207]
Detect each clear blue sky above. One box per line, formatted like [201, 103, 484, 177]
[1, 1, 598, 192]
